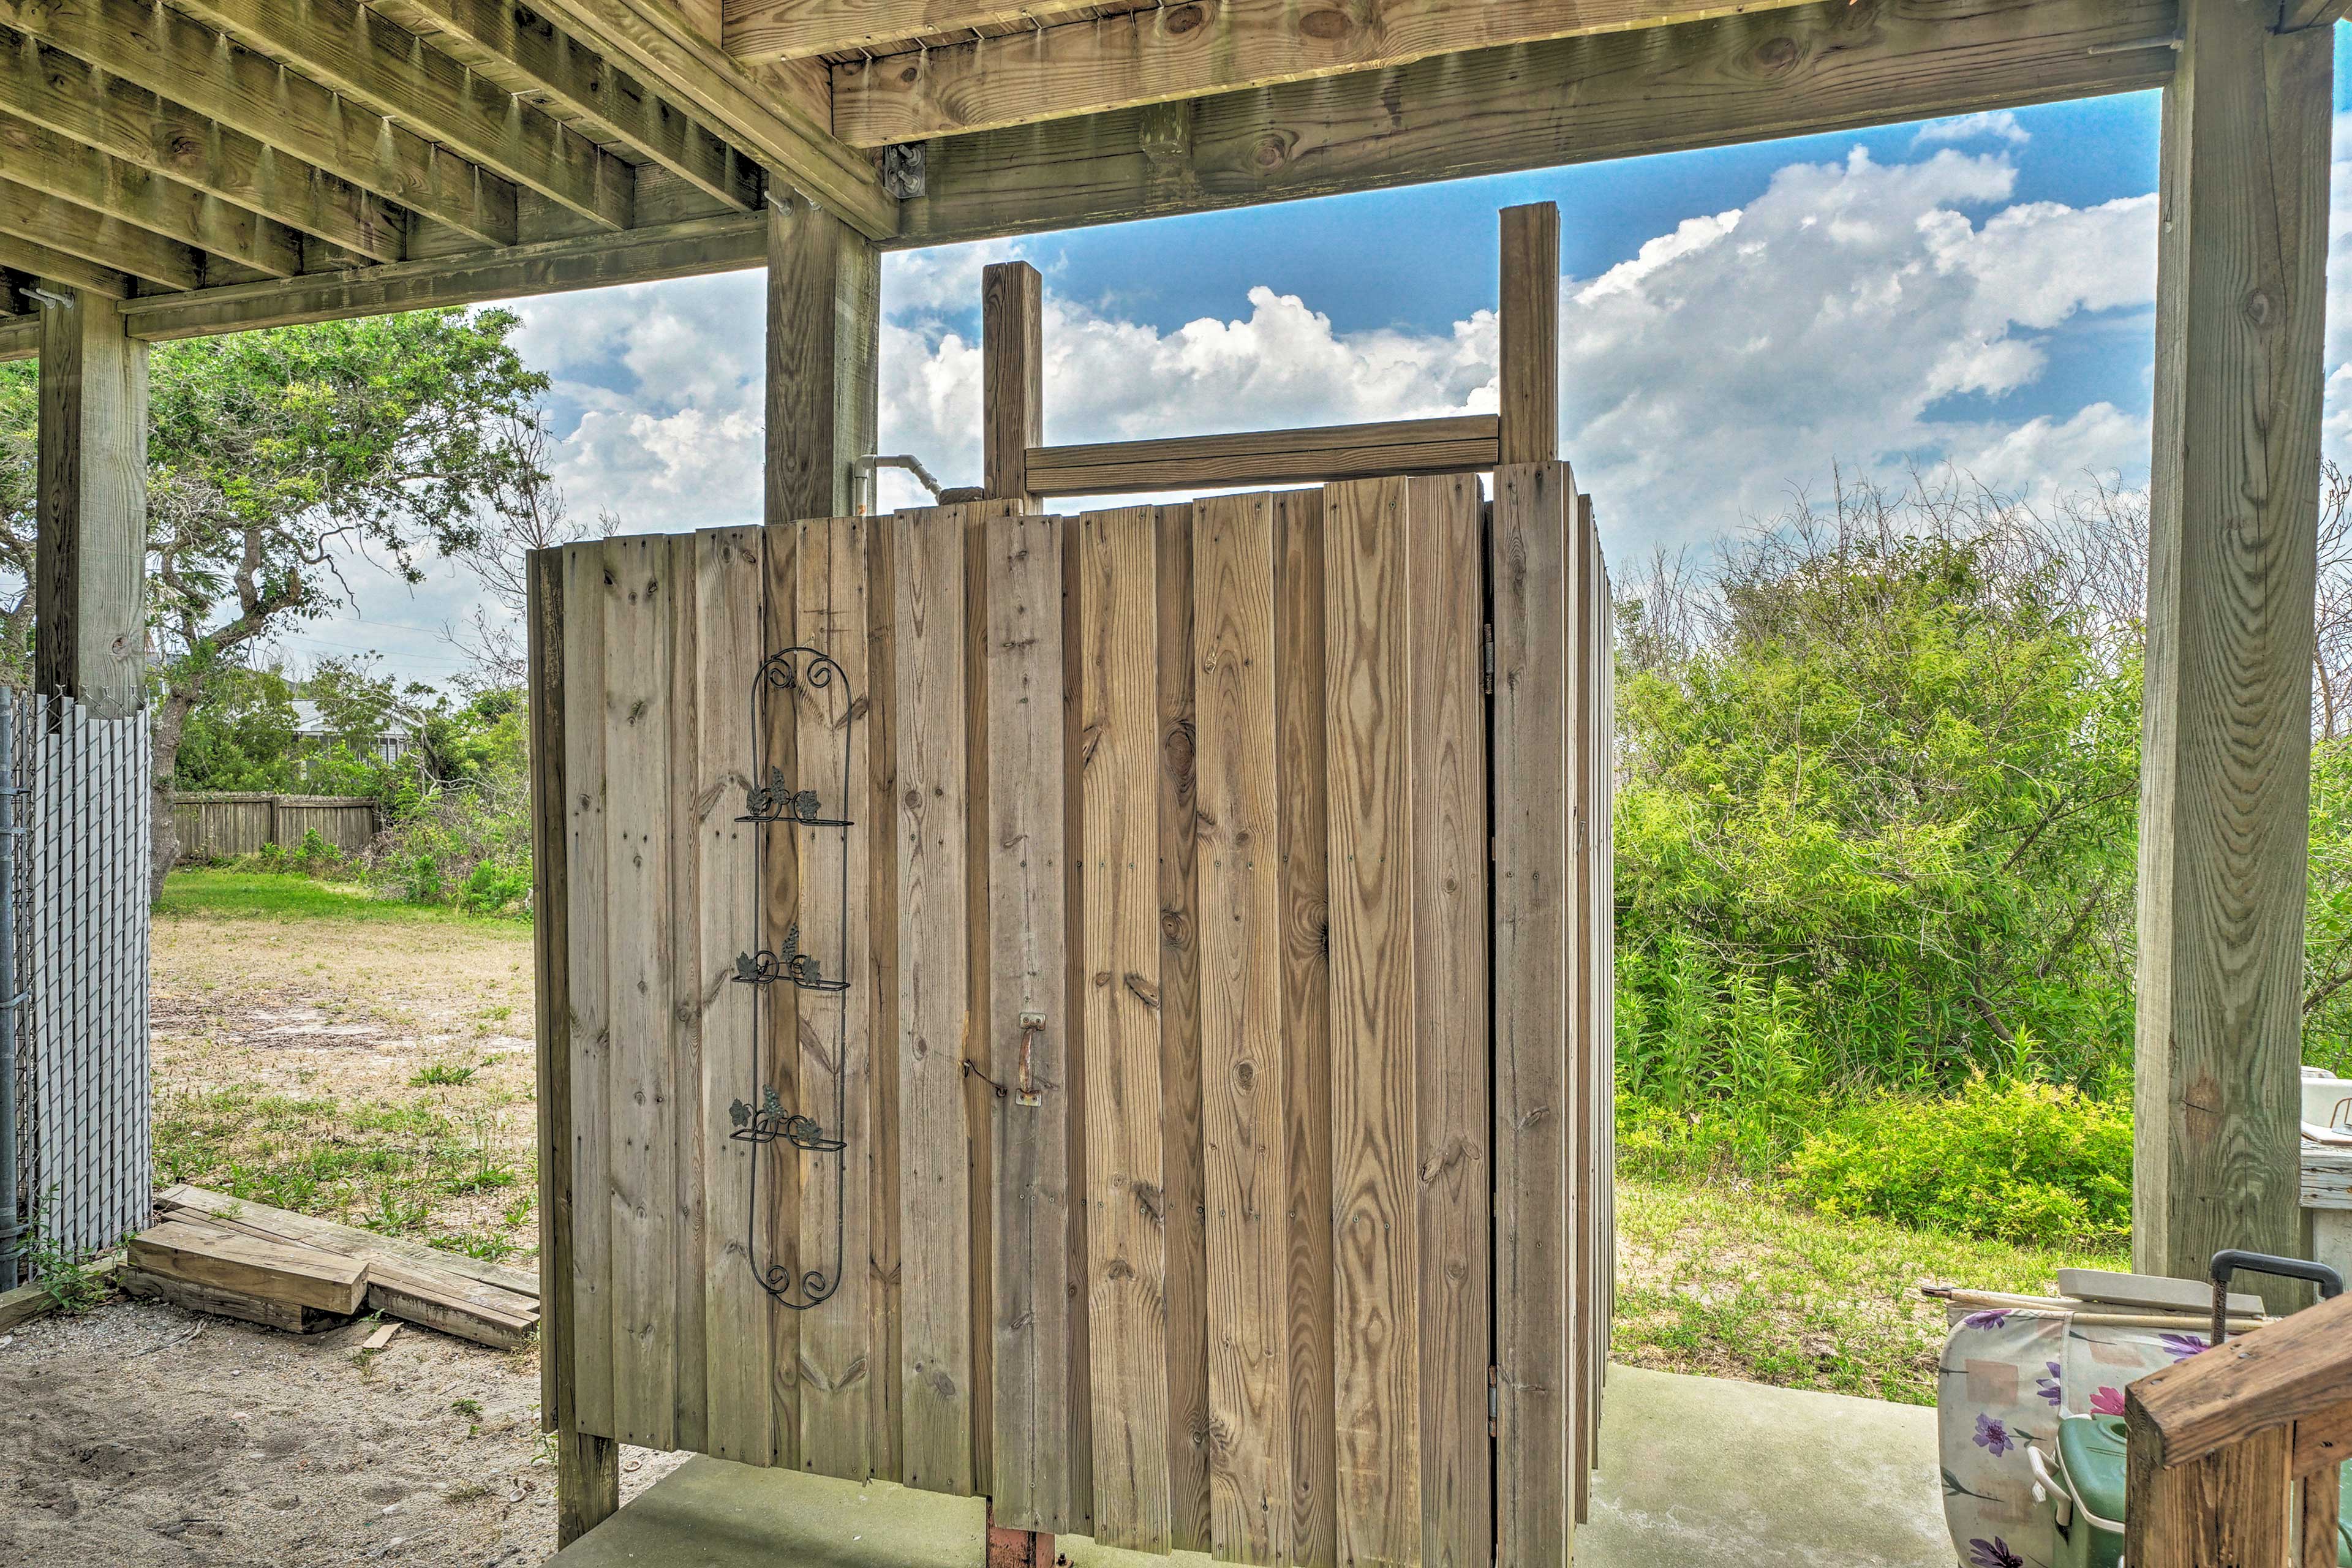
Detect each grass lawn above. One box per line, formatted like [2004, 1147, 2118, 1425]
[1614, 1174, 2132, 1404]
[151, 868, 539, 1265]
[149, 867, 2122, 1404]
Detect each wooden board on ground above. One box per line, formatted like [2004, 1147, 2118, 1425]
[0, 1253, 126, 1333]
[119, 1265, 350, 1333]
[130, 1221, 368, 1314]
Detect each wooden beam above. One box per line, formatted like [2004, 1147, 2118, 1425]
[0, 0, 518, 246]
[0, 112, 303, 277]
[0, 31, 406, 263]
[116, 211, 763, 339]
[0, 177, 205, 292]
[723, 0, 1096, 64]
[834, 0, 1820, 147]
[1498, 203, 1559, 467]
[167, 0, 634, 230]
[519, 0, 899, 238]
[35, 287, 148, 722]
[901, 0, 2179, 246]
[1025, 415, 1499, 497]
[981, 259, 1041, 504]
[2281, 0, 2348, 29]
[0, 312, 35, 361]
[2133, 0, 2332, 1315]
[0, 236, 133, 300]
[391, 0, 762, 211]
[764, 196, 880, 522]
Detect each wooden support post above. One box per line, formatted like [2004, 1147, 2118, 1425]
[1496, 203, 1559, 468]
[529, 549, 620, 1546]
[2134, 0, 2334, 1310]
[982, 260, 1042, 505]
[764, 194, 880, 525]
[34, 284, 145, 718]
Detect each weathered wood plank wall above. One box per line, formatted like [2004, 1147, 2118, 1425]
[172, 793, 378, 859]
[541, 473, 1613, 1566]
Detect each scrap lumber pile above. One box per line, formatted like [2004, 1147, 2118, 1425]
[118, 1184, 539, 1348]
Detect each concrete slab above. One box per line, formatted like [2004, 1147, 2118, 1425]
[1580, 1365, 1951, 1568]
[552, 1366, 1955, 1568]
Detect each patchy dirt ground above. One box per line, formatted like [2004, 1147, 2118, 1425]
[148, 884, 545, 1259]
[0, 1295, 684, 1566]
[0, 876, 688, 1565]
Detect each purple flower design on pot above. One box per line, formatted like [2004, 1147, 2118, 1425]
[1969, 1537, 2024, 1568]
[2036, 1361, 2062, 1407]
[2158, 1332, 2207, 1360]
[1974, 1412, 2013, 1457]
[1961, 1309, 2010, 1330]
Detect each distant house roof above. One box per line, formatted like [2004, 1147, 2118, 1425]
[290, 699, 417, 740]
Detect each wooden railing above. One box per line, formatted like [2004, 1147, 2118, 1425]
[2125, 1287, 2352, 1566]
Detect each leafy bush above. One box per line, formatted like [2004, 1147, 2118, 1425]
[1782, 1076, 2132, 1246]
[459, 859, 532, 917]
[293, 827, 343, 875]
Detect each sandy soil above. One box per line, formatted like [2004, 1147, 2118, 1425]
[0, 1295, 684, 1566]
[0, 892, 687, 1564]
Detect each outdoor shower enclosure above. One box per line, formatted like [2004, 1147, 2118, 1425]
[530, 206, 1616, 1568]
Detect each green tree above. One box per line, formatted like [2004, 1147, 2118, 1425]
[0, 309, 548, 881]
[1615, 472, 2145, 1114]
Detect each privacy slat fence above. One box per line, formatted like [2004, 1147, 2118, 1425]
[172, 793, 377, 860]
[535, 466, 1614, 1567]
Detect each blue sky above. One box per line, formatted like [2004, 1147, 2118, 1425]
[281, 51, 2352, 684]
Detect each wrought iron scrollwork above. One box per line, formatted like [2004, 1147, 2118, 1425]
[731, 644, 856, 1311]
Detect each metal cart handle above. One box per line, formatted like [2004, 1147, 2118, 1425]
[2209, 1249, 2345, 1346]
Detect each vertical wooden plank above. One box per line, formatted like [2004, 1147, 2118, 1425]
[760, 520, 805, 1471]
[669, 531, 709, 1457]
[983, 261, 1044, 507]
[2127, 1409, 2293, 1568]
[986, 513, 1080, 1534]
[1274, 489, 1338, 1568]
[897, 503, 976, 1496]
[1492, 462, 1573, 1568]
[532, 548, 620, 1545]
[967, 503, 997, 1501]
[1064, 510, 1099, 1539]
[34, 285, 147, 721]
[695, 526, 774, 1468]
[1323, 477, 1421, 1568]
[867, 512, 907, 1483]
[1079, 504, 1174, 1553]
[1570, 496, 1599, 1526]
[1408, 473, 1490, 1568]
[1497, 205, 1559, 469]
[2133, 0, 2333, 1311]
[1593, 507, 1617, 1471]
[1196, 492, 1291, 1564]
[2300, 1456, 2341, 1568]
[603, 533, 679, 1451]
[561, 541, 616, 1446]
[798, 516, 880, 1480]
[1159, 502, 1214, 1556]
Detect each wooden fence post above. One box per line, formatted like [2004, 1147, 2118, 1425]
[530, 548, 620, 1545]
[1498, 203, 1559, 469]
[982, 261, 1042, 507]
[34, 283, 146, 722]
[766, 195, 880, 524]
[2132, 0, 2333, 1310]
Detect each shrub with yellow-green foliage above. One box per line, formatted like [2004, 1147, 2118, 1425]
[1784, 1076, 2132, 1247]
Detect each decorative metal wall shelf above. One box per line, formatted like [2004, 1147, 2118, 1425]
[727, 646, 856, 1312]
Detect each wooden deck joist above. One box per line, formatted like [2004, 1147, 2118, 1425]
[0, 117, 303, 279]
[0, 0, 519, 247]
[722, 0, 1104, 64]
[0, 236, 134, 301]
[386, 0, 765, 212]
[166, 0, 637, 231]
[0, 32, 409, 264]
[832, 0, 1824, 148]
[1024, 414, 1500, 496]
[901, 0, 2181, 244]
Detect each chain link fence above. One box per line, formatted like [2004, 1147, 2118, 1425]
[2, 688, 152, 1286]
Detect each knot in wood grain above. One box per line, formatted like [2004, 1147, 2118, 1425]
[2245, 288, 2274, 328]
[1747, 35, 1803, 75]
[1300, 6, 1351, 40]
[1164, 2, 1208, 36]
[1250, 131, 1298, 173]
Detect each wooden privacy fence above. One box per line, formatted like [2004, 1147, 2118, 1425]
[532, 465, 1615, 1567]
[172, 793, 378, 860]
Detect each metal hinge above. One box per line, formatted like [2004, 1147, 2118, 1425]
[1488, 1365, 1499, 1437]
[1482, 624, 1495, 694]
